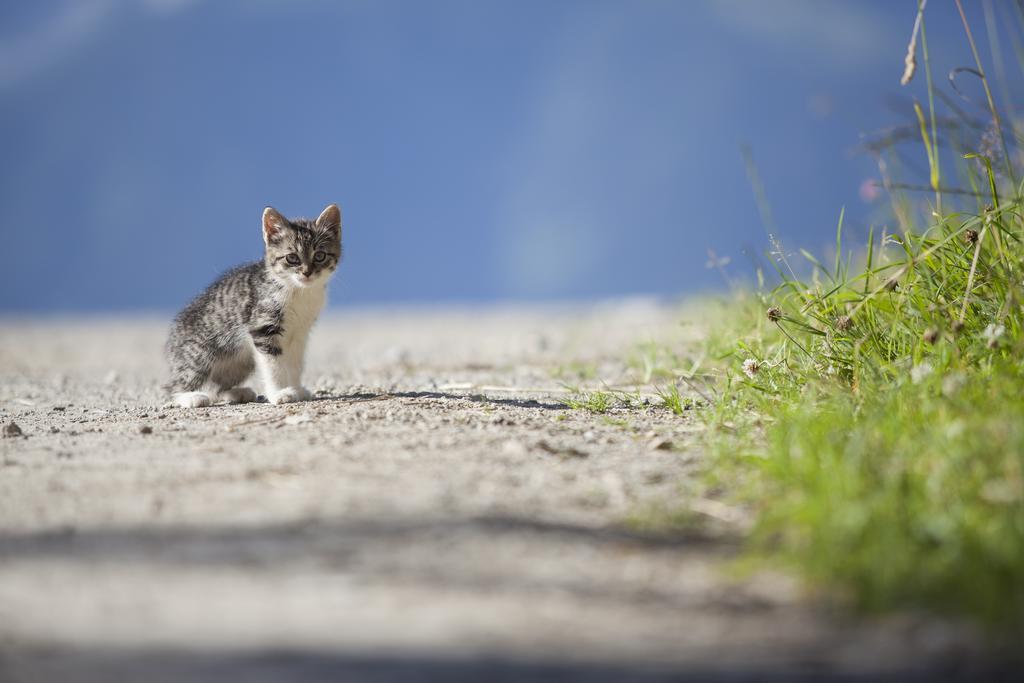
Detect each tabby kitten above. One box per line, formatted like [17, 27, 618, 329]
[165, 204, 342, 407]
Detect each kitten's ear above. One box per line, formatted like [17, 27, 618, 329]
[262, 207, 287, 244]
[316, 203, 342, 238]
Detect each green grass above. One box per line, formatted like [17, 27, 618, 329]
[628, 341, 679, 383]
[561, 389, 616, 414]
[673, 1, 1024, 637]
[700, 198, 1024, 632]
[687, 0, 1024, 633]
[749, 370, 1024, 625]
[556, 3, 1024, 636]
[656, 383, 694, 416]
[561, 387, 650, 414]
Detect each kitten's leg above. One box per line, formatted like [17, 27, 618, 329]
[166, 373, 212, 408]
[250, 325, 308, 404]
[210, 347, 257, 404]
[165, 341, 213, 408]
[283, 338, 311, 401]
[255, 353, 306, 404]
[172, 392, 212, 408]
[266, 385, 309, 404]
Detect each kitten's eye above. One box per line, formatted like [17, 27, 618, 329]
[285, 254, 301, 266]
[313, 251, 327, 263]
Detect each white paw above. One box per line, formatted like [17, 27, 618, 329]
[269, 386, 311, 404]
[220, 387, 257, 404]
[173, 392, 211, 408]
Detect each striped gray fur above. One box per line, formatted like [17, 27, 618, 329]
[164, 204, 342, 406]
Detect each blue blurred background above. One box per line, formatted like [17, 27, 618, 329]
[0, 1, 1000, 312]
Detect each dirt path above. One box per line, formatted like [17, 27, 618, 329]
[0, 303, 992, 681]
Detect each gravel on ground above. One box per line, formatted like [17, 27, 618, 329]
[0, 302, 997, 681]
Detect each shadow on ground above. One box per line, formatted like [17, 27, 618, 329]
[0, 514, 724, 561]
[2, 647, 1015, 683]
[307, 390, 572, 412]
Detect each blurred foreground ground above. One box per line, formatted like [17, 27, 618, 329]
[0, 302, 1003, 681]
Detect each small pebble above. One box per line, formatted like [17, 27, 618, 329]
[536, 439, 588, 459]
[139, 425, 153, 435]
[3, 422, 22, 438]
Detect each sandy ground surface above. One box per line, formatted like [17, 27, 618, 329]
[0, 302, 1007, 681]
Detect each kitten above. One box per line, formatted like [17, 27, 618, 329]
[165, 204, 342, 407]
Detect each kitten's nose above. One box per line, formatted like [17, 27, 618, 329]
[302, 268, 312, 277]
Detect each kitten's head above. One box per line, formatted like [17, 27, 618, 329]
[262, 204, 342, 288]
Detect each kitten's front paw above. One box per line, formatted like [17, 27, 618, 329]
[172, 392, 212, 408]
[220, 387, 257, 404]
[269, 386, 312, 404]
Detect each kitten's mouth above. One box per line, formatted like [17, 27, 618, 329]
[292, 274, 314, 287]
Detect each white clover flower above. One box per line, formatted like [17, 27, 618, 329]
[910, 362, 933, 384]
[942, 372, 965, 397]
[945, 419, 966, 440]
[742, 358, 761, 379]
[983, 323, 1005, 348]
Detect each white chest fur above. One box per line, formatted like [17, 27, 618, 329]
[279, 283, 327, 349]
[254, 281, 327, 403]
